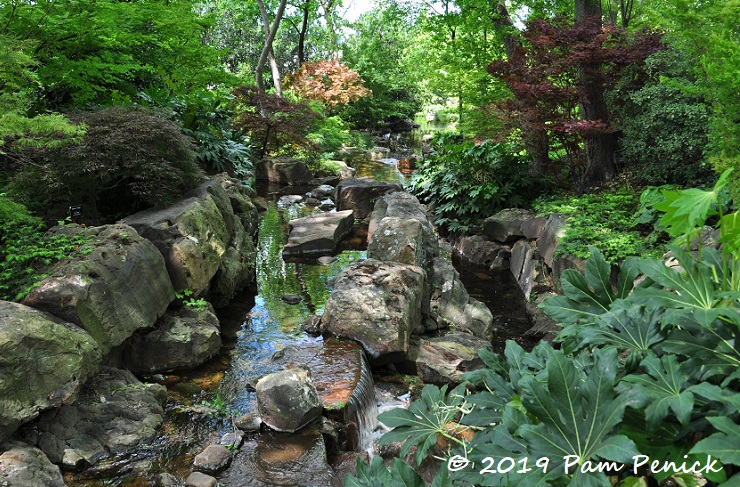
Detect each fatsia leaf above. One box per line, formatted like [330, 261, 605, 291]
[618, 355, 700, 427]
[689, 416, 740, 465]
[518, 347, 640, 475]
[345, 456, 391, 487]
[719, 210, 740, 255]
[662, 320, 740, 380]
[389, 458, 426, 487]
[558, 302, 665, 354]
[378, 383, 469, 466]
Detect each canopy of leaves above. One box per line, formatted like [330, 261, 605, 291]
[10, 106, 202, 222]
[285, 59, 371, 108]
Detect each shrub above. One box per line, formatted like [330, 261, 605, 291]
[10, 106, 202, 222]
[408, 133, 539, 234]
[0, 194, 90, 301]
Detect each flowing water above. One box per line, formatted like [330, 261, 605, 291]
[64, 153, 531, 486]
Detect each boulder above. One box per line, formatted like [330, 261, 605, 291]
[124, 304, 221, 373]
[0, 441, 66, 487]
[22, 367, 166, 468]
[368, 191, 438, 267]
[407, 332, 493, 385]
[256, 366, 323, 433]
[124, 179, 255, 300]
[283, 210, 355, 257]
[21, 224, 172, 356]
[333, 160, 356, 180]
[322, 259, 426, 362]
[521, 217, 548, 240]
[256, 157, 314, 185]
[430, 258, 495, 341]
[193, 444, 233, 474]
[309, 184, 335, 199]
[453, 235, 510, 271]
[482, 208, 534, 243]
[185, 471, 218, 487]
[536, 214, 568, 268]
[510, 240, 537, 300]
[209, 214, 256, 308]
[0, 302, 100, 442]
[367, 217, 426, 267]
[335, 178, 402, 220]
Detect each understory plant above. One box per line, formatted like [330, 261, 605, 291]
[408, 133, 539, 234]
[0, 194, 90, 301]
[348, 170, 739, 486]
[532, 190, 657, 264]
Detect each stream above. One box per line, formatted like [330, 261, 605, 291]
[64, 153, 533, 486]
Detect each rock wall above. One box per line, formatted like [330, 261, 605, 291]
[0, 175, 259, 468]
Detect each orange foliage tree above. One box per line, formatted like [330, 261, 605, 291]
[285, 59, 371, 109]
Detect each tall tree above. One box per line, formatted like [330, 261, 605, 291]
[257, 0, 284, 96]
[255, 0, 288, 95]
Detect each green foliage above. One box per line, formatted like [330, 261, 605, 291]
[612, 48, 715, 187]
[139, 87, 254, 179]
[533, 190, 655, 264]
[10, 106, 202, 222]
[1, 0, 232, 108]
[0, 34, 85, 153]
[408, 134, 538, 234]
[351, 176, 739, 487]
[0, 194, 90, 301]
[344, 456, 430, 487]
[175, 289, 208, 311]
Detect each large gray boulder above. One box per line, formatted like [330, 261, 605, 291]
[23, 367, 166, 469]
[367, 217, 426, 267]
[0, 302, 100, 442]
[453, 235, 510, 271]
[0, 441, 65, 487]
[322, 259, 426, 362]
[124, 304, 221, 373]
[368, 191, 438, 268]
[335, 178, 402, 219]
[430, 258, 495, 341]
[124, 179, 255, 300]
[407, 332, 493, 385]
[536, 214, 568, 268]
[510, 240, 537, 300]
[283, 210, 355, 256]
[482, 208, 534, 243]
[256, 157, 314, 185]
[22, 224, 173, 355]
[256, 366, 323, 433]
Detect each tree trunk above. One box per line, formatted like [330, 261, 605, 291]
[257, 0, 283, 96]
[318, 0, 338, 57]
[298, 2, 310, 66]
[256, 0, 288, 95]
[575, 0, 619, 188]
[494, 1, 550, 175]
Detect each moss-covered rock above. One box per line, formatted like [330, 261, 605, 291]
[0, 301, 100, 442]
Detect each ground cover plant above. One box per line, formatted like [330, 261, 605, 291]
[347, 171, 740, 486]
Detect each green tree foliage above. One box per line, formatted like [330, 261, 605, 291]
[1, 0, 230, 108]
[0, 34, 84, 155]
[339, 0, 423, 128]
[10, 107, 202, 222]
[642, 0, 740, 197]
[408, 134, 539, 234]
[611, 48, 715, 187]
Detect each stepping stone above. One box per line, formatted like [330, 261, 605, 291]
[283, 210, 354, 256]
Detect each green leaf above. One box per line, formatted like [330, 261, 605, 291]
[689, 416, 740, 465]
[518, 347, 640, 474]
[389, 458, 425, 487]
[345, 456, 391, 487]
[618, 355, 697, 427]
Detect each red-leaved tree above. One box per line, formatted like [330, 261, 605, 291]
[285, 59, 372, 110]
[232, 85, 320, 158]
[488, 16, 661, 188]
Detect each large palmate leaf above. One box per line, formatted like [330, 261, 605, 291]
[635, 246, 740, 327]
[690, 416, 740, 466]
[557, 302, 665, 358]
[517, 346, 640, 483]
[719, 209, 740, 255]
[540, 248, 632, 325]
[662, 319, 740, 382]
[344, 456, 426, 487]
[618, 355, 726, 428]
[378, 383, 469, 466]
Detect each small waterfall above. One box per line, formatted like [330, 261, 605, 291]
[346, 351, 378, 452]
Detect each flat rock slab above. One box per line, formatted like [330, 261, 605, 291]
[407, 332, 493, 385]
[283, 210, 354, 256]
[336, 178, 402, 220]
[0, 441, 66, 487]
[193, 444, 232, 474]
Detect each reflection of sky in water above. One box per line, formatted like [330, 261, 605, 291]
[218, 201, 366, 414]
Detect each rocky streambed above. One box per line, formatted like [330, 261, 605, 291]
[2, 147, 570, 486]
